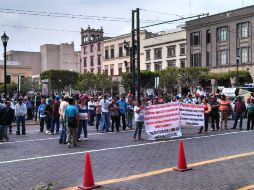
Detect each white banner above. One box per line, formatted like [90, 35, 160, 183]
[144, 103, 182, 140]
[180, 103, 204, 127]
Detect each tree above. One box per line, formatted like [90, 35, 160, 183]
[159, 67, 179, 92]
[178, 67, 209, 93]
[0, 82, 17, 97]
[20, 77, 40, 94]
[40, 70, 79, 92]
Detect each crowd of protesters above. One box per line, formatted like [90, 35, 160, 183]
[0, 90, 253, 147]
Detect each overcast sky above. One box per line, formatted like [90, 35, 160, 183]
[0, 0, 253, 58]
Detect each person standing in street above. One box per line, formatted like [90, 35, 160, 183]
[231, 96, 246, 130]
[0, 98, 14, 142]
[77, 97, 89, 141]
[127, 98, 135, 130]
[210, 96, 220, 131]
[219, 95, 230, 130]
[109, 98, 120, 132]
[45, 98, 53, 134]
[59, 96, 69, 144]
[117, 95, 127, 131]
[64, 98, 79, 148]
[38, 97, 47, 132]
[99, 95, 110, 133]
[133, 100, 145, 141]
[15, 96, 27, 135]
[88, 97, 96, 126]
[95, 97, 102, 131]
[198, 98, 211, 134]
[50, 96, 60, 134]
[247, 98, 254, 130]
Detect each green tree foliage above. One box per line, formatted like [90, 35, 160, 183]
[0, 82, 17, 96]
[20, 77, 40, 94]
[122, 71, 159, 92]
[76, 73, 113, 93]
[40, 70, 79, 91]
[159, 67, 179, 90]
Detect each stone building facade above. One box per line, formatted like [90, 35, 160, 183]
[80, 26, 106, 74]
[103, 31, 152, 81]
[185, 5, 254, 81]
[143, 28, 186, 71]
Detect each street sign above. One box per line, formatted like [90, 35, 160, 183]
[155, 77, 159, 88]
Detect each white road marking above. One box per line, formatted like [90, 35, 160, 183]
[0, 130, 252, 165]
[0, 131, 132, 145]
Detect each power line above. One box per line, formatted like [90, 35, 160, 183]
[140, 9, 184, 19]
[0, 24, 120, 36]
[0, 8, 158, 23]
[141, 13, 209, 29]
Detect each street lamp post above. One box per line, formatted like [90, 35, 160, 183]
[236, 55, 240, 88]
[1, 32, 9, 98]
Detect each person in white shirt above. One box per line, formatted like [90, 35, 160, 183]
[88, 97, 96, 126]
[15, 97, 27, 135]
[99, 95, 110, 132]
[59, 96, 69, 144]
[133, 100, 145, 141]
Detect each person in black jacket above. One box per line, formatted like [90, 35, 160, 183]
[0, 98, 14, 142]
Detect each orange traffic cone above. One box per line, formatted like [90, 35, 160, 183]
[78, 152, 101, 190]
[173, 140, 192, 172]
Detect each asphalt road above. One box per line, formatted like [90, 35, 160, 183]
[0, 120, 254, 190]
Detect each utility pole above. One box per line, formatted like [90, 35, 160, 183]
[131, 8, 141, 102]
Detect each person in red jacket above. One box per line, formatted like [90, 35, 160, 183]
[231, 96, 246, 130]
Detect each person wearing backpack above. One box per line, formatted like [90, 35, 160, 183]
[247, 98, 254, 130]
[64, 98, 79, 148]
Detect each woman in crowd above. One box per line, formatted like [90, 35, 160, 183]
[77, 96, 89, 141]
[198, 98, 211, 134]
[109, 98, 120, 132]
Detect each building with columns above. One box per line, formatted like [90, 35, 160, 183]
[185, 5, 254, 83]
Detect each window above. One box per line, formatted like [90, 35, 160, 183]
[83, 57, 87, 67]
[90, 56, 94, 66]
[206, 29, 211, 44]
[190, 32, 201, 46]
[97, 55, 101, 65]
[191, 53, 201, 67]
[180, 44, 186, 55]
[146, 63, 151, 71]
[146, 50, 151, 61]
[110, 46, 114, 59]
[206, 52, 211, 66]
[6, 74, 11, 84]
[118, 68, 122, 76]
[154, 48, 162, 60]
[83, 46, 87, 54]
[104, 66, 108, 75]
[97, 43, 101, 51]
[217, 27, 228, 42]
[84, 69, 87, 73]
[97, 67, 101, 74]
[237, 22, 249, 38]
[167, 60, 176, 67]
[105, 49, 109, 59]
[241, 47, 250, 63]
[218, 50, 229, 65]
[167, 46, 176, 57]
[180, 59, 186, 68]
[154, 62, 162, 71]
[110, 68, 114, 76]
[119, 46, 123, 57]
[90, 45, 94, 52]
[90, 69, 94, 73]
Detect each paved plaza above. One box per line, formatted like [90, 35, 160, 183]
[1, 120, 254, 190]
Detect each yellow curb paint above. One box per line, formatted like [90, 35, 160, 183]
[237, 185, 254, 190]
[61, 151, 254, 190]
